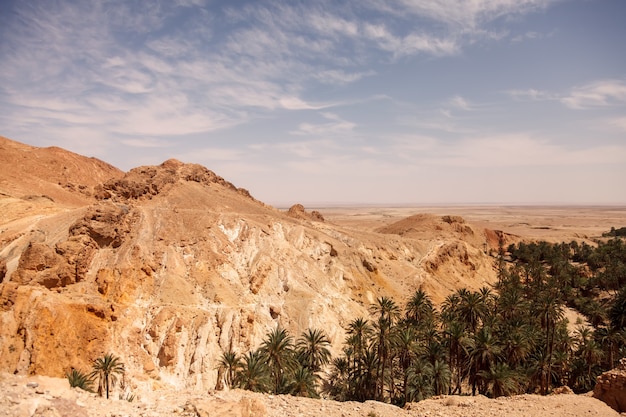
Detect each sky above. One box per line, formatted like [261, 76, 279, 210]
[0, 0, 625, 206]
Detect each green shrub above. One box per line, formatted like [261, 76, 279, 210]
[66, 368, 94, 392]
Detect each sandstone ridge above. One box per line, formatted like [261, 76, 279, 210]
[1, 136, 499, 396]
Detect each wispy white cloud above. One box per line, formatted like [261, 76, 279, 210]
[120, 138, 174, 148]
[506, 88, 558, 102]
[390, 0, 558, 29]
[314, 69, 376, 85]
[291, 113, 356, 136]
[0, 0, 565, 151]
[447, 96, 474, 111]
[389, 133, 626, 168]
[506, 80, 626, 111]
[561, 79, 626, 109]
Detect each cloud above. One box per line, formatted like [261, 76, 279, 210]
[561, 79, 626, 109]
[506, 89, 557, 101]
[391, 0, 558, 28]
[447, 95, 474, 111]
[0, 0, 564, 151]
[506, 79, 626, 110]
[291, 113, 356, 136]
[120, 138, 174, 148]
[315, 69, 376, 85]
[391, 133, 626, 169]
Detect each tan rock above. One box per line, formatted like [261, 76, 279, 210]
[594, 358, 626, 412]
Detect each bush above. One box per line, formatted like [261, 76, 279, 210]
[66, 368, 94, 392]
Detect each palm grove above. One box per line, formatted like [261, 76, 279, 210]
[218, 237, 626, 406]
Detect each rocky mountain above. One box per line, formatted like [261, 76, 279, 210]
[0, 136, 499, 395]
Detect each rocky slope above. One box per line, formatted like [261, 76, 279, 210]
[1, 372, 619, 417]
[0, 136, 500, 396]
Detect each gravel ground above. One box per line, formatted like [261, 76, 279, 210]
[1, 373, 619, 417]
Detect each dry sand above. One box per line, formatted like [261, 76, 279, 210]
[320, 205, 626, 242]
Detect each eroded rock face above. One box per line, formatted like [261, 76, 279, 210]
[0, 157, 498, 395]
[594, 358, 626, 412]
[11, 202, 129, 289]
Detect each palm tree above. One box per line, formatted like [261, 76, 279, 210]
[457, 289, 488, 334]
[407, 358, 434, 402]
[610, 286, 626, 331]
[260, 326, 297, 394]
[405, 289, 435, 328]
[431, 359, 451, 395]
[289, 365, 320, 398]
[596, 325, 625, 369]
[573, 326, 603, 391]
[392, 325, 420, 404]
[370, 296, 400, 401]
[218, 348, 241, 389]
[442, 319, 468, 394]
[346, 317, 373, 380]
[90, 353, 125, 399]
[534, 289, 564, 394]
[478, 362, 520, 397]
[467, 326, 502, 395]
[322, 356, 350, 401]
[352, 344, 379, 401]
[501, 324, 534, 369]
[296, 328, 332, 373]
[236, 350, 271, 392]
[440, 292, 461, 325]
[66, 368, 94, 392]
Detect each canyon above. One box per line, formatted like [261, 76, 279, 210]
[1, 135, 625, 416]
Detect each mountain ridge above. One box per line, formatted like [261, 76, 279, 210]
[0, 135, 497, 395]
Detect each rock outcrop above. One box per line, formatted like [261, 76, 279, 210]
[287, 204, 324, 222]
[0, 136, 499, 395]
[594, 358, 626, 412]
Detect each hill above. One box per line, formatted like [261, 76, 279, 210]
[0, 136, 499, 393]
[1, 136, 625, 416]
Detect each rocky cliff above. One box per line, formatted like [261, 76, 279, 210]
[0, 136, 498, 395]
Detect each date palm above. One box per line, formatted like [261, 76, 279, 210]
[236, 350, 271, 392]
[296, 328, 331, 373]
[431, 359, 451, 395]
[442, 319, 468, 394]
[218, 348, 241, 389]
[407, 358, 434, 402]
[534, 289, 564, 394]
[392, 325, 421, 404]
[405, 289, 435, 328]
[478, 362, 520, 397]
[90, 353, 125, 399]
[260, 326, 297, 394]
[289, 365, 320, 398]
[370, 296, 400, 401]
[467, 326, 502, 395]
[346, 317, 373, 376]
[458, 289, 488, 334]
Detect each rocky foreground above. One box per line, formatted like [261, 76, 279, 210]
[1, 372, 620, 417]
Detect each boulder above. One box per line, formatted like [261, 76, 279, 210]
[594, 357, 626, 412]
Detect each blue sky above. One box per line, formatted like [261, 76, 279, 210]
[1, 0, 625, 206]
